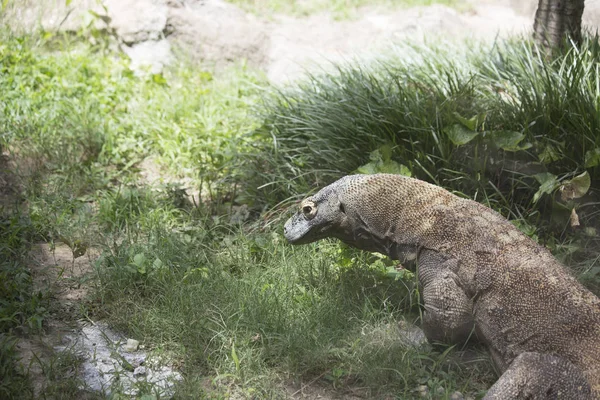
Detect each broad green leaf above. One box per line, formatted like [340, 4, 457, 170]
[357, 146, 411, 176]
[453, 112, 486, 131]
[560, 171, 590, 201]
[356, 161, 378, 175]
[66, 0, 72, 6]
[533, 172, 559, 203]
[539, 143, 564, 164]
[585, 148, 600, 168]
[368, 148, 382, 161]
[357, 160, 411, 177]
[133, 253, 146, 267]
[489, 130, 529, 151]
[378, 160, 412, 176]
[152, 258, 163, 269]
[444, 124, 478, 146]
[379, 144, 393, 161]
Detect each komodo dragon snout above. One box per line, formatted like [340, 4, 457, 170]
[283, 174, 600, 399]
[284, 190, 351, 245]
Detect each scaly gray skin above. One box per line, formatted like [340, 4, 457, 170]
[284, 174, 600, 399]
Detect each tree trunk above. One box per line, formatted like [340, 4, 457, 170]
[533, 0, 585, 50]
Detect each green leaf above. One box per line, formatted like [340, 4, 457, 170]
[489, 130, 529, 151]
[356, 161, 378, 175]
[378, 160, 412, 176]
[231, 343, 240, 372]
[560, 171, 590, 201]
[539, 143, 564, 164]
[2, 0, 10, 11]
[585, 148, 600, 168]
[379, 144, 393, 161]
[368, 148, 381, 161]
[357, 159, 411, 176]
[444, 124, 478, 146]
[453, 112, 486, 131]
[511, 220, 539, 242]
[66, 0, 72, 6]
[151, 73, 168, 86]
[133, 253, 146, 267]
[533, 172, 559, 203]
[357, 146, 411, 176]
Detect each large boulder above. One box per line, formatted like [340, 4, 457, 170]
[1, 0, 269, 72]
[166, 0, 269, 67]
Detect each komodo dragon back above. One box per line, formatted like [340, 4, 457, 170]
[284, 173, 600, 399]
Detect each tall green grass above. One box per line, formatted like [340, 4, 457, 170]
[248, 38, 600, 292]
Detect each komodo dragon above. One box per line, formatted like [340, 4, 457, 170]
[283, 173, 600, 399]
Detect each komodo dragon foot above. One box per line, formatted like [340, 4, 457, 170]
[484, 352, 593, 399]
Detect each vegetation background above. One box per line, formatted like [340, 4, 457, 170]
[1, 0, 600, 399]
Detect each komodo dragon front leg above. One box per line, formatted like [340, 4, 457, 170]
[417, 249, 475, 345]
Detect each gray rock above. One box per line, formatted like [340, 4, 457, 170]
[450, 391, 465, 400]
[166, 0, 269, 67]
[55, 321, 181, 398]
[124, 338, 140, 352]
[104, 0, 168, 45]
[1, 0, 108, 33]
[123, 39, 173, 74]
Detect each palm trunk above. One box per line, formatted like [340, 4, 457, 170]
[533, 0, 585, 50]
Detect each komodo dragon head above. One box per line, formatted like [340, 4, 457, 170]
[283, 173, 453, 257]
[283, 174, 406, 252]
[283, 178, 352, 245]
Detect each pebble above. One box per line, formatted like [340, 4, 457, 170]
[124, 338, 140, 352]
[450, 391, 465, 400]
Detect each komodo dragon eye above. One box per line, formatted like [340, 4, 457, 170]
[300, 200, 317, 220]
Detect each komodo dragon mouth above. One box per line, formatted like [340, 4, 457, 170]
[283, 173, 600, 399]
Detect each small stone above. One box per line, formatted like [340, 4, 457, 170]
[417, 385, 429, 397]
[436, 386, 445, 395]
[450, 391, 464, 400]
[124, 338, 140, 352]
[133, 366, 147, 377]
